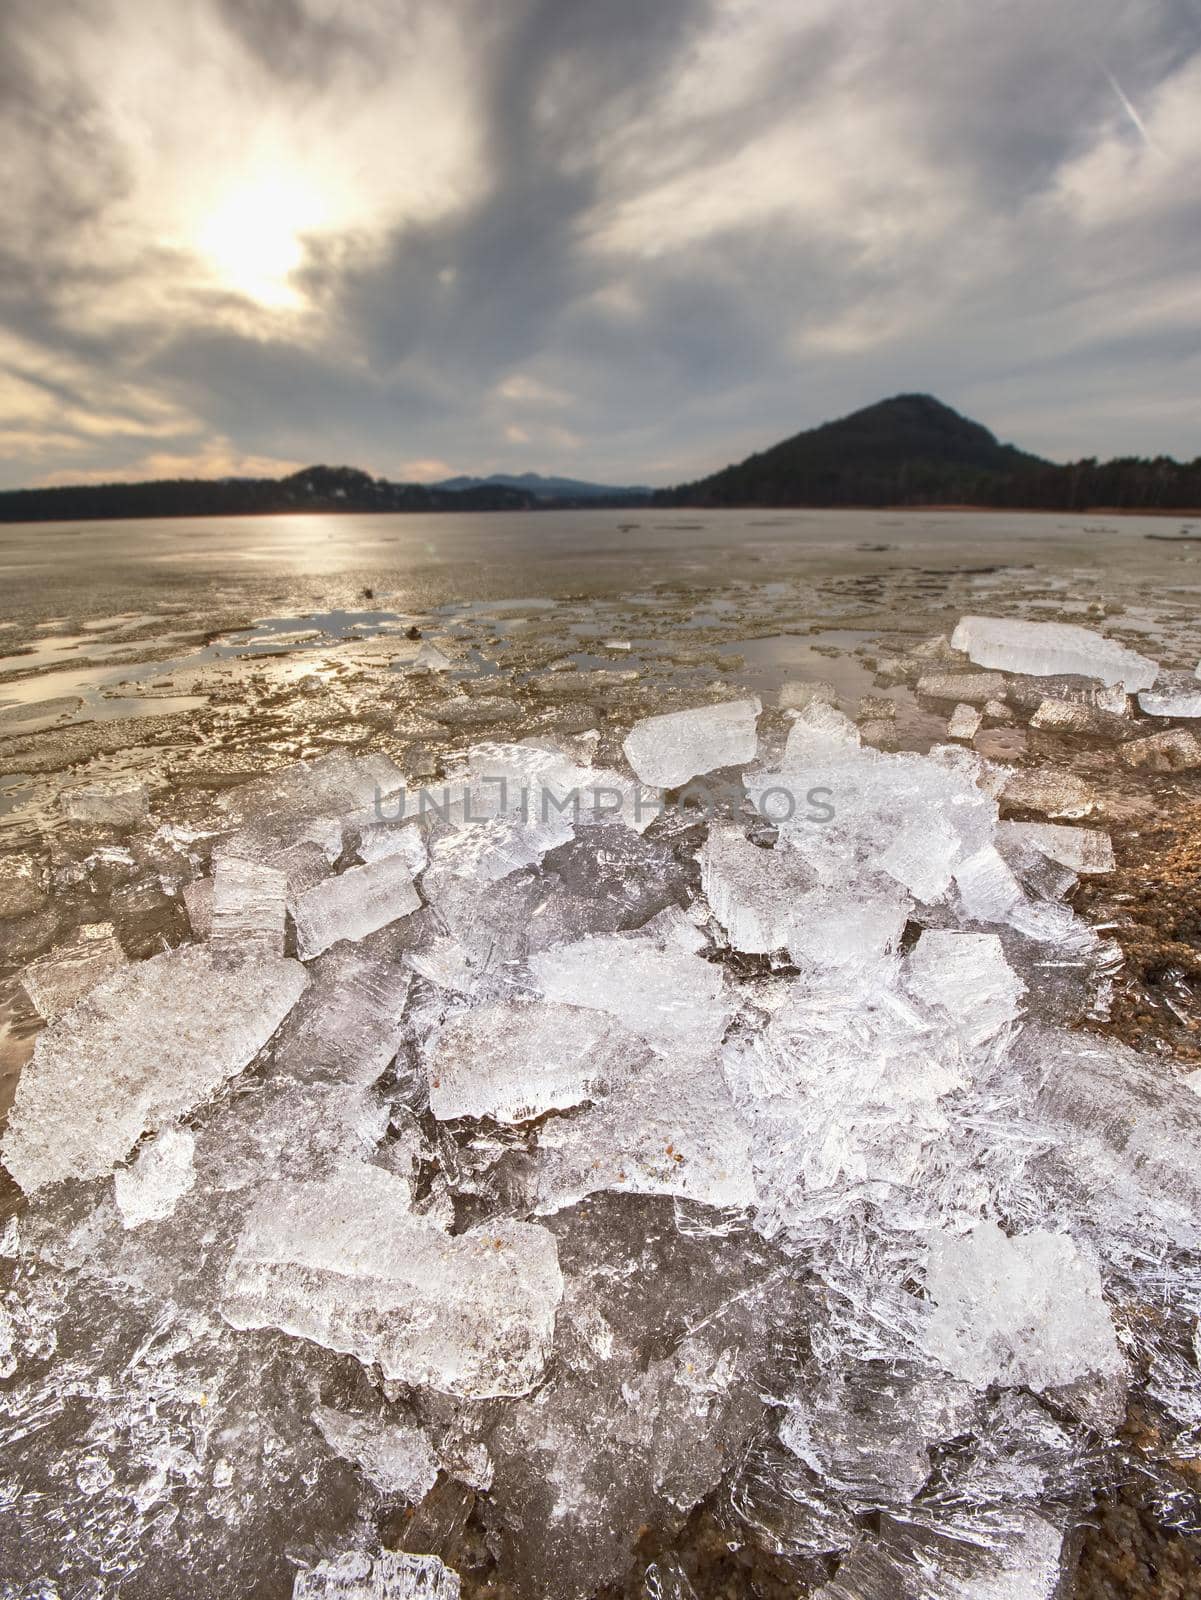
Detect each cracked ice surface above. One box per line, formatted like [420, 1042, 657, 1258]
[221, 1164, 564, 1396]
[6, 707, 1201, 1600]
[1, 943, 307, 1191]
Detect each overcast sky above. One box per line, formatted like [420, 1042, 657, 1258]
[2, 0, 1199, 490]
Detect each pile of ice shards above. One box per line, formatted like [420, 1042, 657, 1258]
[3, 646, 1201, 1600]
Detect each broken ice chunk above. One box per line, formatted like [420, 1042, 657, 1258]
[183, 876, 214, 938]
[411, 639, 453, 672]
[916, 671, 1006, 705]
[219, 752, 403, 824]
[19, 922, 127, 1021]
[951, 616, 1157, 691]
[701, 823, 813, 953]
[113, 1126, 195, 1229]
[222, 1164, 562, 1397]
[291, 855, 421, 961]
[1006, 1025, 1201, 1247]
[780, 679, 838, 711]
[786, 879, 911, 971]
[62, 776, 149, 827]
[952, 846, 1023, 923]
[210, 856, 287, 953]
[875, 812, 965, 903]
[219, 811, 344, 869]
[905, 932, 1025, 1051]
[200, 1077, 390, 1194]
[780, 1366, 977, 1503]
[813, 1512, 1066, 1600]
[724, 960, 974, 1221]
[1, 943, 306, 1191]
[1138, 672, 1201, 718]
[353, 814, 430, 872]
[923, 1221, 1124, 1424]
[292, 1551, 461, 1600]
[530, 931, 733, 1057]
[644, 1557, 699, 1600]
[532, 1054, 756, 1214]
[311, 1405, 439, 1501]
[422, 808, 574, 893]
[1005, 671, 1130, 716]
[946, 703, 981, 741]
[784, 701, 861, 761]
[996, 820, 1114, 875]
[999, 766, 1096, 818]
[425, 1001, 650, 1123]
[272, 944, 410, 1085]
[623, 697, 760, 788]
[1029, 699, 1133, 741]
[1118, 727, 1201, 771]
[458, 739, 654, 833]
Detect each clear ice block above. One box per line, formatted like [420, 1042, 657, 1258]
[210, 856, 288, 953]
[62, 777, 149, 827]
[701, 822, 813, 953]
[222, 1164, 563, 1397]
[291, 855, 421, 961]
[951, 616, 1158, 691]
[530, 930, 733, 1058]
[19, 922, 127, 1021]
[425, 1000, 650, 1123]
[996, 821, 1114, 875]
[623, 697, 761, 788]
[2, 943, 307, 1191]
[311, 1404, 440, 1501]
[923, 1221, 1124, 1422]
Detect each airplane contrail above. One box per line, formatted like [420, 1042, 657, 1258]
[1104, 67, 1162, 154]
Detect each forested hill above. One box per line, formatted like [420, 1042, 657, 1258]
[0, 465, 538, 523]
[659, 394, 1201, 511]
[4, 401, 1199, 519]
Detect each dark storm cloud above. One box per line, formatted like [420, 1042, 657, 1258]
[1, 0, 1199, 487]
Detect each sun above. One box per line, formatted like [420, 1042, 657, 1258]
[195, 171, 330, 310]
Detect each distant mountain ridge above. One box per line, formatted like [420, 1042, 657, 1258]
[434, 471, 648, 501]
[1, 396, 1198, 520]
